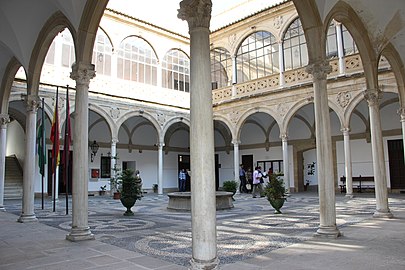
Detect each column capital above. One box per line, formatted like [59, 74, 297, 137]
[280, 133, 288, 141]
[363, 89, 382, 106]
[156, 142, 165, 148]
[232, 140, 240, 145]
[0, 114, 10, 127]
[340, 127, 351, 135]
[111, 138, 119, 144]
[397, 107, 405, 121]
[70, 62, 96, 86]
[306, 61, 331, 80]
[178, 0, 212, 30]
[23, 95, 40, 113]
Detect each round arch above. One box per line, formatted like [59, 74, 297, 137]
[236, 107, 281, 141]
[117, 110, 162, 139]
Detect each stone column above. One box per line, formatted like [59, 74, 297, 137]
[281, 133, 290, 193]
[178, 1, 219, 269]
[278, 41, 285, 86]
[110, 138, 118, 194]
[157, 142, 164, 195]
[335, 22, 345, 75]
[0, 114, 10, 211]
[364, 89, 393, 218]
[66, 62, 96, 241]
[398, 108, 405, 162]
[341, 127, 353, 197]
[232, 140, 240, 190]
[18, 95, 40, 223]
[306, 61, 340, 238]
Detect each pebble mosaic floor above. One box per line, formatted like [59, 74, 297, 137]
[5, 192, 405, 267]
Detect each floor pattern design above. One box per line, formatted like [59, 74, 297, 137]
[5, 193, 405, 266]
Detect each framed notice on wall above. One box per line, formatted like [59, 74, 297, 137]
[91, 169, 100, 179]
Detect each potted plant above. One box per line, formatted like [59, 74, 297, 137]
[99, 185, 107, 196]
[152, 183, 158, 193]
[264, 173, 286, 214]
[222, 180, 238, 200]
[117, 169, 142, 216]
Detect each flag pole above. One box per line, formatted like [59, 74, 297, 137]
[52, 87, 59, 212]
[64, 85, 70, 215]
[41, 98, 45, 210]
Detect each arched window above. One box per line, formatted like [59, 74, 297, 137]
[162, 49, 190, 92]
[60, 29, 75, 68]
[117, 36, 158, 85]
[283, 18, 308, 71]
[210, 47, 231, 89]
[326, 21, 358, 59]
[92, 29, 113, 76]
[236, 31, 279, 84]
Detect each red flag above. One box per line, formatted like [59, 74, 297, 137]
[62, 86, 71, 185]
[50, 87, 60, 174]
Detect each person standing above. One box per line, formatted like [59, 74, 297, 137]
[252, 166, 264, 198]
[239, 164, 248, 193]
[179, 169, 187, 192]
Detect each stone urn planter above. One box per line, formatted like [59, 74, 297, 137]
[117, 169, 142, 216]
[264, 173, 286, 214]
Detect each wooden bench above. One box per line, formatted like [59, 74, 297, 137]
[340, 176, 375, 193]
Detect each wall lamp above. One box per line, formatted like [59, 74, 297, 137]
[90, 140, 99, 162]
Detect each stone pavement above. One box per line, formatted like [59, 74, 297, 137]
[1, 192, 405, 269]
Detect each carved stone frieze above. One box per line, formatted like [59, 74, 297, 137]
[277, 103, 288, 117]
[229, 111, 239, 125]
[110, 107, 120, 119]
[273, 15, 283, 29]
[336, 91, 352, 108]
[228, 33, 237, 47]
[157, 112, 166, 126]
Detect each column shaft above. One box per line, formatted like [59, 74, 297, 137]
[0, 115, 10, 211]
[66, 63, 96, 241]
[111, 139, 117, 194]
[342, 128, 353, 197]
[178, 1, 219, 268]
[158, 143, 164, 195]
[18, 96, 40, 222]
[364, 90, 392, 218]
[233, 141, 240, 193]
[281, 134, 290, 192]
[307, 62, 340, 237]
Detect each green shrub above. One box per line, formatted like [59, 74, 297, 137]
[223, 180, 238, 193]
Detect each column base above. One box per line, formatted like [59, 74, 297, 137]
[373, 209, 393, 219]
[17, 214, 38, 223]
[66, 226, 95, 242]
[0, 205, 5, 211]
[314, 225, 342, 238]
[345, 193, 354, 199]
[190, 257, 220, 270]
